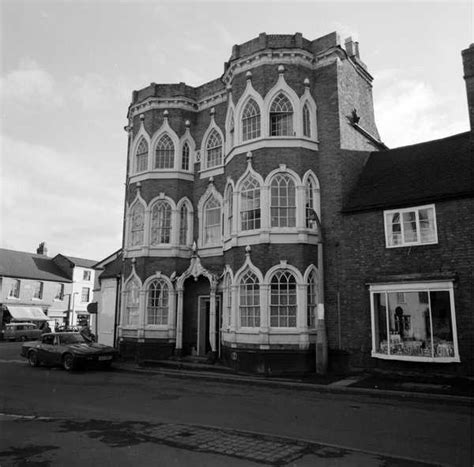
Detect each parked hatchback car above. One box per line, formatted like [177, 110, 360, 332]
[21, 332, 118, 371]
[2, 322, 42, 341]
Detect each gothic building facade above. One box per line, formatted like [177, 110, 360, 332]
[118, 32, 384, 374]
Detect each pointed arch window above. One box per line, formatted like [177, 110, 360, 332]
[182, 142, 190, 171]
[229, 114, 235, 147]
[155, 134, 174, 169]
[179, 204, 189, 245]
[270, 93, 293, 136]
[270, 270, 297, 327]
[203, 196, 221, 245]
[305, 175, 318, 229]
[136, 139, 148, 173]
[146, 279, 169, 325]
[125, 280, 140, 326]
[307, 269, 318, 328]
[225, 184, 233, 236]
[150, 201, 172, 245]
[242, 99, 261, 141]
[206, 130, 222, 168]
[303, 102, 311, 138]
[239, 270, 260, 327]
[270, 174, 296, 227]
[129, 203, 145, 247]
[240, 175, 261, 231]
[224, 272, 232, 328]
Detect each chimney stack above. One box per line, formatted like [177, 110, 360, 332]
[462, 44, 474, 132]
[345, 37, 360, 59]
[36, 242, 48, 256]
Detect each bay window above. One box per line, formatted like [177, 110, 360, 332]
[370, 282, 459, 362]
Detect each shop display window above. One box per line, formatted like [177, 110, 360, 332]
[371, 283, 458, 362]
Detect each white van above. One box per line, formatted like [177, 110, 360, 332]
[2, 323, 42, 341]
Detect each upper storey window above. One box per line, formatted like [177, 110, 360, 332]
[303, 103, 311, 138]
[269, 93, 293, 136]
[136, 139, 148, 173]
[179, 204, 189, 245]
[270, 174, 296, 227]
[203, 196, 221, 245]
[182, 142, 190, 171]
[150, 201, 172, 245]
[384, 205, 437, 248]
[206, 130, 223, 168]
[240, 175, 261, 231]
[155, 134, 174, 169]
[242, 99, 261, 141]
[129, 204, 145, 247]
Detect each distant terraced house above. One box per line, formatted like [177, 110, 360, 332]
[0, 243, 98, 333]
[95, 32, 473, 377]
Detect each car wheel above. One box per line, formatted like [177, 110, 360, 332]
[62, 353, 75, 371]
[28, 351, 39, 367]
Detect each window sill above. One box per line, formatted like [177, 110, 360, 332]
[386, 240, 438, 249]
[372, 352, 460, 363]
[199, 165, 224, 179]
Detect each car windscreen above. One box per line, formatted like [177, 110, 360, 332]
[59, 334, 87, 345]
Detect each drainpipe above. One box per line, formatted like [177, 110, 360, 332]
[113, 274, 121, 348]
[314, 216, 328, 375]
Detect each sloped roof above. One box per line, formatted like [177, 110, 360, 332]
[343, 132, 473, 213]
[62, 255, 98, 268]
[97, 252, 123, 281]
[0, 249, 71, 282]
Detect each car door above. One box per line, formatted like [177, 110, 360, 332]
[37, 335, 56, 365]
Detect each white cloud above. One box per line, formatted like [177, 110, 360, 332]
[0, 135, 124, 260]
[0, 58, 62, 106]
[375, 77, 468, 147]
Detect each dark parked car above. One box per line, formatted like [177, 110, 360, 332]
[21, 332, 118, 371]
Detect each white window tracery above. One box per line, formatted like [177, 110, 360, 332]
[129, 203, 145, 247]
[240, 175, 261, 231]
[269, 93, 293, 136]
[150, 201, 172, 245]
[146, 279, 169, 325]
[203, 195, 221, 245]
[270, 270, 297, 327]
[136, 139, 148, 173]
[270, 173, 296, 227]
[124, 279, 140, 326]
[239, 270, 260, 328]
[242, 99, 261, 141]
[206, 130, 223, 168]
[155, 134, 174, 169]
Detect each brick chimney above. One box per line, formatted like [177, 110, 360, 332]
[462, 44, 474, 131]
[36, 242, 48, 256]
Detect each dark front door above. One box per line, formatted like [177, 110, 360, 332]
[197, 296, 221, 357]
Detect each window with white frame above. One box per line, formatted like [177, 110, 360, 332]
[155, 134, 174, 169]
[303, 102, 311, 138]
[269, 93, 293, 136]
[83, 270, 91, 281]
[8, 279, 20, 298]
[239, 270, 260, 327]
[136, 139, 148, 173]
[371, 282, 458, 361]
[225, 184, 233, 236]
[229, 114, 235, 147]
[270, 173, 296, 227]
[33, 281, 44, 299]
[224, 273, 232, 328]
[240, 175, 261, 231]
[124, 280, 140, 326]
[150, 201, 172, 245]
[146, 279, 169, 325]
[129, 203, 145, 247]
[81, 287, 90, 302]
[179, 204, 188, 245]
[182, 142, 190, 171]
[55, 283, 65, 300]
[206, 130, 222, 168]
[307, 269, 318, 328]
[270, 270, 297, 327]
[203, 196, 221, 245]
[242, 99, 261, 141]
[305, 175, 318, 229]
[384, 205, 437, 247]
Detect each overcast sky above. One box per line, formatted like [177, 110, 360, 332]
[0, 0, 471, 261]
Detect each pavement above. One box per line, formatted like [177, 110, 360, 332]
[113, 358, 473, 406]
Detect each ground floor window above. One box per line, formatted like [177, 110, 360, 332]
[370, 281, 459, 362]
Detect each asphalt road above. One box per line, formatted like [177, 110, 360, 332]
[0, 341, 472, 466]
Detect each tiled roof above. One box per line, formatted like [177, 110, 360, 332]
[62, 256, 98, 268]
[343, 132, 473, 212]
[0, 249, 71, 282]
[97, 253, 123, 280]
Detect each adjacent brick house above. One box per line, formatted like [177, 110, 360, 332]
[116, 33, 473, 376]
